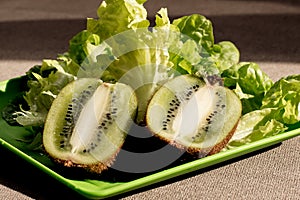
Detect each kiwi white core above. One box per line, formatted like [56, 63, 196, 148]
[172, 86, 214, 139]
[70, 83, 110, 154]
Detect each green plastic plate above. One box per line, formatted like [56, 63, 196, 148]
[0, 77, 299, 199]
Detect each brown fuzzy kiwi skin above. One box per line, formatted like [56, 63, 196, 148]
[56, 159, 109, 174]
[49, 147, 122, 174]
[186, 120, 239, 157]
[147, 119, 239, 158]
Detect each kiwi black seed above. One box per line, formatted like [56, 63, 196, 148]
[43, 78, 137, 173]
[146, 74, 242, 156]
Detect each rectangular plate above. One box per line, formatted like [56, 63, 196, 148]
[0, 77, 300, 199]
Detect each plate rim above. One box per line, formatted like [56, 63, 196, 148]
[1, 126, 299, 199]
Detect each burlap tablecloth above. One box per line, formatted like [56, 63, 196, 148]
[0, 0, 299, 199]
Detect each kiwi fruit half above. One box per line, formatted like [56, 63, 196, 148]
[146, 74, 242, 156]
[43, 78, 137, 173]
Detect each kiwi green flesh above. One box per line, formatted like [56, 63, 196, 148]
[43, 78, 137, 170]
[146, 74, 242, 155]
[134, 83, 160, 125]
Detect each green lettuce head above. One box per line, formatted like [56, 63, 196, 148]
[9, 0, 242, 127]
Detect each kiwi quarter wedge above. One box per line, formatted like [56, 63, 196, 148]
[43, 78, 137, 173]
[146, 74, 242, 156]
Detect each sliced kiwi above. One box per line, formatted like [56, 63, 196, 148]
[43, 78, 137, 173]
[146, 74, 242, 156]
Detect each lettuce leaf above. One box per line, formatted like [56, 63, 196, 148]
[87, 0, 150, 41]
[261, 74, 300, 124]
[68, 30, 101, 64]
[172, 14, 214, 51]
[14, 57, 76, 126]
[222, 62, 273, 114]
[211, 41, 240, 72]
[224, 108, 287, 149]
[224, 74, 300, 149]
[68, 0, 150, 66]
[172, 14, 240, 77]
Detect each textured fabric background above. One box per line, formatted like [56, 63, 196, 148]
[0, 0, 299, 199]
